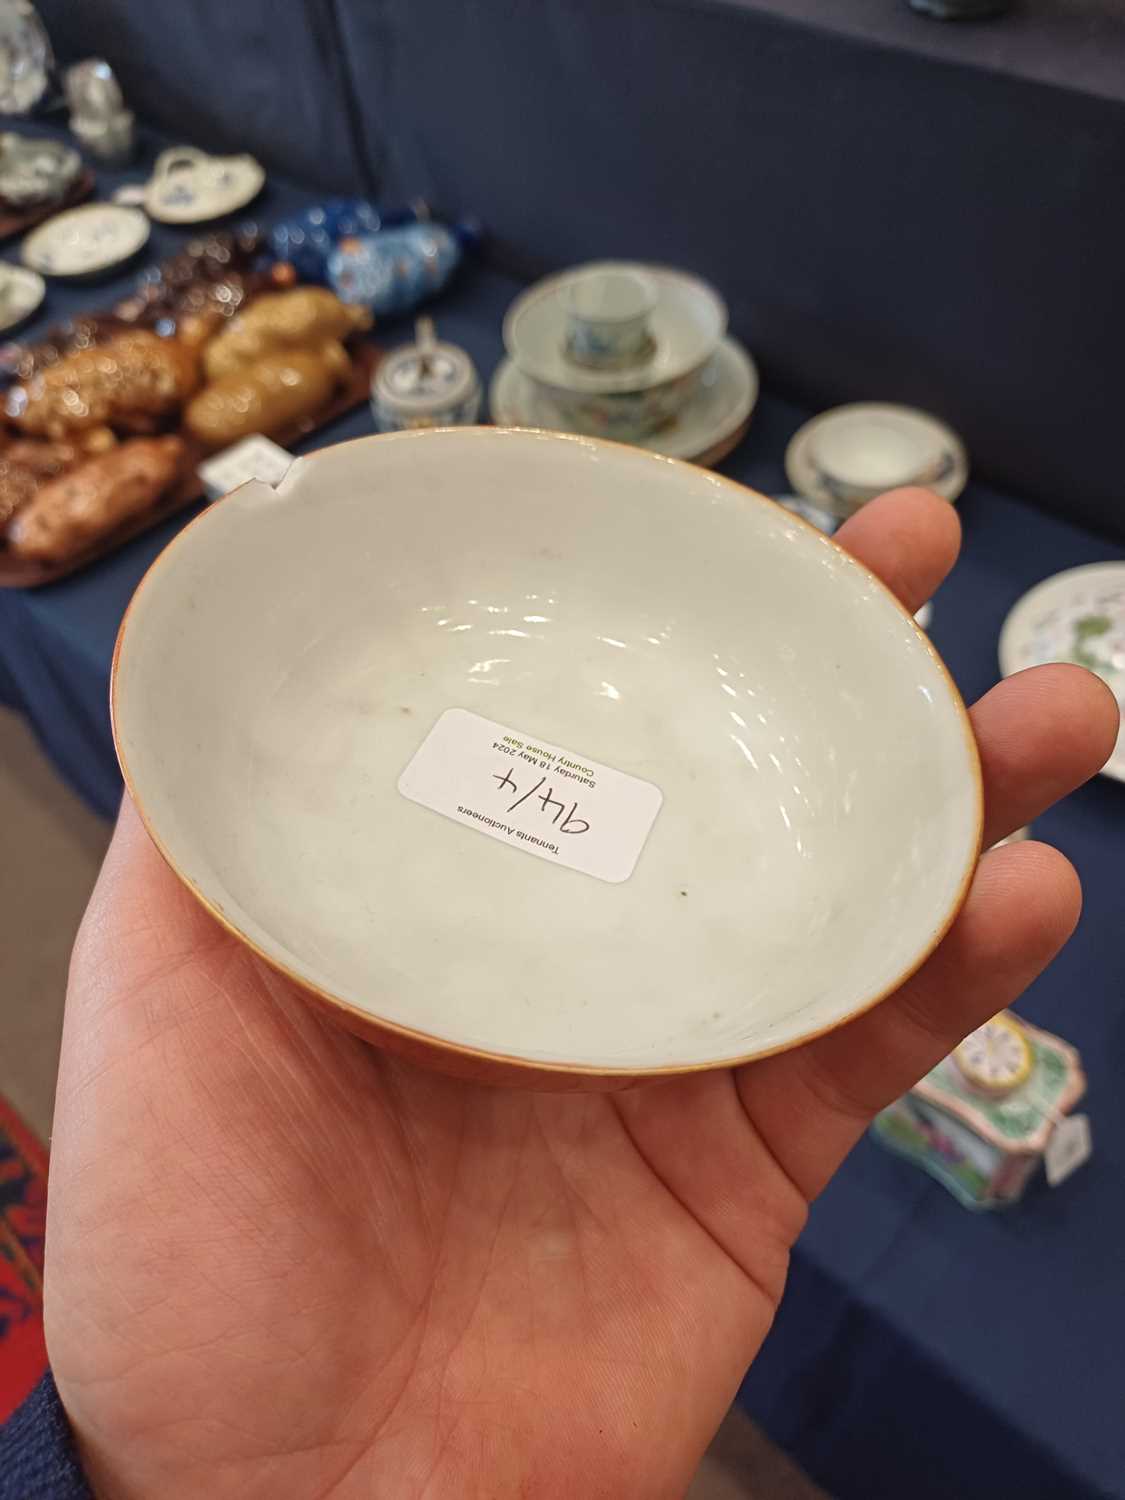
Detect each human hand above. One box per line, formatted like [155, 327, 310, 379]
[45, 489, 1118, 1500]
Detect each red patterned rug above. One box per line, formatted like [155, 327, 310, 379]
[0, 1095, 47, 1422]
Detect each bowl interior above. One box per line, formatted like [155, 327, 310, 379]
[114, 429, 980, 1074]
[812, 412, 941, 490]
[567, 267, 656, 324]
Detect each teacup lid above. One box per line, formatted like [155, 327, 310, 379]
[504, 261, 727, 395]
[785, 403, 969, 516]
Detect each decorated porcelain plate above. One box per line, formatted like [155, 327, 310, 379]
[786, 403, 969, 518]
[0, 132, 81, 207]
[0, 262, 44, 332]
[999, 561, 1125, 782]
[22, 203, 149, 279]
[490, 337, 758, 466]
[504, 262, 727, 396]
[143, 147, 266, 225]
[112, 429, 981, 1086]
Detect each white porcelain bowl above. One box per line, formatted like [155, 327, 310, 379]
[113, 429, 982, 1086]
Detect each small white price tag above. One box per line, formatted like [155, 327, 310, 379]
[397, 708, 663, 884]
[197, 434, 294, 501]
[1045, 1113, 1092, 1188]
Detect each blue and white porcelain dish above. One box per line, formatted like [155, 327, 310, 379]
[22, 203, 149, 279]
[143, 147, 265, 225]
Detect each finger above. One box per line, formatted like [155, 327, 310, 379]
[835, 487, 961, 613]
[738, 841, 1081, 1201]
[972, 664, 1120, 847]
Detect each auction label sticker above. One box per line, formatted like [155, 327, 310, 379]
[398, 708, 663, 884]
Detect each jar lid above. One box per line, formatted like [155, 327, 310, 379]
[954, 1014, 1033, 1097]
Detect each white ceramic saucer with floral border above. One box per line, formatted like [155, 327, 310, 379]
[999, 561, 1125, 783]
[490, 336, 758, 467]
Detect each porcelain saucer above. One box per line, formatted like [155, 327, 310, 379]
[0, 262, 44, 332]
[786, 402, 969, 518]
[504, 261, 726, 396]
[22, 203, 149, 279]
[143, 147, 265, 225]
[490, 336, 758, 466]
[999, 561, 1125, 783]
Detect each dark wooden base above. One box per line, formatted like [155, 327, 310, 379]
[0, 170, 95, 243]
[0, 341, 380, 589]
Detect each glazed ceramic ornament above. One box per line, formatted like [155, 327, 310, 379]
[269, 199, 413, 283]
[872, 1013, 1088, 1208]
[65, 58, 134, 163]
[328, 222, 462, 316]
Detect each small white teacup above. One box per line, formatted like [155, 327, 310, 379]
[565, 267, 656, 369]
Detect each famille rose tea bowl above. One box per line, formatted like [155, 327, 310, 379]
[112, 428, 982, 1088]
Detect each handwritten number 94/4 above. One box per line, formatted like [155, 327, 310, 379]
[491, 769, 590, 834]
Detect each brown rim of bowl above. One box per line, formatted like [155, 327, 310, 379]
[110, 426, 984, 1082]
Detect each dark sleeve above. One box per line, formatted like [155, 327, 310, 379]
[0, 1372, 95, 1498]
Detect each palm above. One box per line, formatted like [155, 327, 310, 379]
[44, 491, 1116, 1500]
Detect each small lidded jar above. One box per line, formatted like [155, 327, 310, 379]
[371, 318, 482, 433]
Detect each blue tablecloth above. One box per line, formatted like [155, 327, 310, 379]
[1, 127, 1123, 1500]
